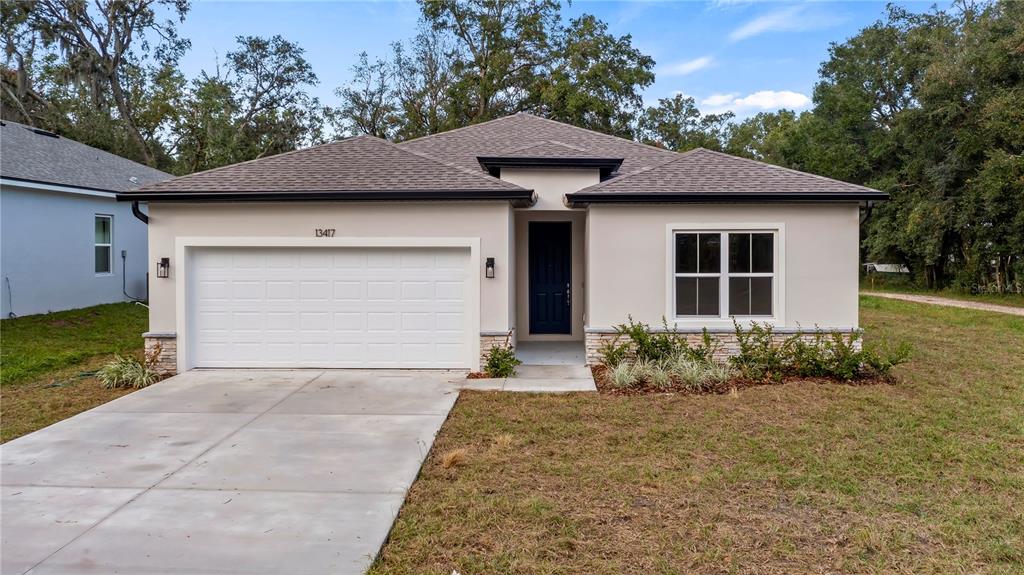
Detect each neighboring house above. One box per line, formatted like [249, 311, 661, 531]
[0, 121, 172, 318]
[118, 113, 887, 374]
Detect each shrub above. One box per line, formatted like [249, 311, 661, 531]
[613, 316, 677, 362]
[597, 337, 630, 367]
[861, 341, 913, 376]
[609, 362, 639, 388]
[731, 322, 790, 382]
[484, 332, 522, 378]
[97, 354, 160, 389]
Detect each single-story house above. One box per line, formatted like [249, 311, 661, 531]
[117, 113, 887, 374]
[0, 120, 172, 317]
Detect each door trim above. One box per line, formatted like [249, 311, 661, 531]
[174, 236, 481, 372]
[527, 221, 573, 335]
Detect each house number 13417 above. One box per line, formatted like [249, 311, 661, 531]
[315, 228, 336, 237]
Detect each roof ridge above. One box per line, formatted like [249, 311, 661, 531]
[371, 134, 528, 191]
[515, 113, 678, 167]
[396, 114, 523, 145]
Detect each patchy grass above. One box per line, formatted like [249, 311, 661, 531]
[371, 296, 1024, 574]
[861, 276, 1024, 308]
[1, 303, 147, 442]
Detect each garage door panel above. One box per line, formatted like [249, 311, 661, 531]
[189, 246, 472, 368]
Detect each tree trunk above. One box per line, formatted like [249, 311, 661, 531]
[108, 72, 155, 166]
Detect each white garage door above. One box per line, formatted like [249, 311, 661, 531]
[187, 246, 472, 369]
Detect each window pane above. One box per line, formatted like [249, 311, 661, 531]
[675, 277, 697, 316]
[729, 278, 750, 315]
[95, 217, 111, 244]
[750, 277, 773, 315]
[697, 277, 719, 316]
[698, 233, 721, 273]
[752, 233, 774, 273]
[729, 233, 750, 273]
[95, 246, 111, 273]
[675, 234, 697, 273]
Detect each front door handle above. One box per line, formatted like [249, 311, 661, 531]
[566, 282, 571, 308]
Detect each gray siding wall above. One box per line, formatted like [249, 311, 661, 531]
[1, 184, 148, 317]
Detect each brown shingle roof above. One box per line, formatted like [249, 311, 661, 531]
[400, 113, 676, 175]
[567, 148, 888, 204]
[121, 135, 530, 200]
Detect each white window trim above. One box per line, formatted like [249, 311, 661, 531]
[664, 223, 786, 328]
[95, 214, 113, 276]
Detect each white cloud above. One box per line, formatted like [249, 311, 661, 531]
[701, 93, 737, 107]
[728, 5, 843, 42]
[699, 90, 811, 114]
[660, 56, 714, 76]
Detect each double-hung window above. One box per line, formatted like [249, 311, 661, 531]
[95, 215, 112, 274]
[673, 230, 776, 320]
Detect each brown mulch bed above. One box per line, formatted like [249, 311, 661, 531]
[590, 364, 894, 396]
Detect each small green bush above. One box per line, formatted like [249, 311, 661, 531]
[601, 316, 911, 390]
[609, 362, 639, 388]
[97, 355, 160, 389]
[731, 321, 911, 382]
[484, 332, 522, 377]
[597, 338, 630, 367]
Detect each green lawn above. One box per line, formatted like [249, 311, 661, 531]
[371, 297, 1024, 574]
[1, 302, 148, 442]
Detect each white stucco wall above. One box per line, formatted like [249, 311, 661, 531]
[499, 168, 599, 210]
[586, 203, 861, 330]
[0, 184, 148, 317]
[146, 202, 513, 335]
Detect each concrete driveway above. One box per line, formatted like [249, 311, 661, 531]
[1, 370, 460, 575]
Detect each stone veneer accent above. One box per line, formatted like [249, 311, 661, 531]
[585, 328, 861, 365]
[480, 331, 515, 368]
[143, 332, 178, 376]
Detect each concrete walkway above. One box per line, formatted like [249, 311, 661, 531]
[1, 370, 460, 575]
[459, 364, 597, 393]
[862, 291, 1024, 316]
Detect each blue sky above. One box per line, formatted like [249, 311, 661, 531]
[173, 0, 938, 120]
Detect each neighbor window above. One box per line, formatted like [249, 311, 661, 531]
[95, 215, 112, 274]
[673, 230, 775, 318]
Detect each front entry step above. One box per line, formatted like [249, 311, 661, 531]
[513, 364, 592, 380]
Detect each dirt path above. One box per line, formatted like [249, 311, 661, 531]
[861, 292, 1024, 317]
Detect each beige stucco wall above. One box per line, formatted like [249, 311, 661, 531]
[499, 168, 599, 210]
[514, 210, 586, 341]
[146, 202, 513, 334]
[586, 203, 861, 330]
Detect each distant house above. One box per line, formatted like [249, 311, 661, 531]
[0, 121, 172, 318]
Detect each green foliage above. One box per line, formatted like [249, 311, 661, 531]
[609, 316, 718, 365]
[0, 303, 148, 386]
[597, 338, 629, 368]
[97, 355, 160, 389]
[638, 94, 733, 151]
[484, 337, 522, 378]
[731, 321, 912, 382]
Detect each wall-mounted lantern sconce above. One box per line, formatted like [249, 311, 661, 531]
[485, 257, 495, 279]
[156, 258, 170, 279]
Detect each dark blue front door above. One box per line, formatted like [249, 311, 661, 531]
[529, 221, 572, 334]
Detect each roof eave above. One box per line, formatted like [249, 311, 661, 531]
[565, 190, 890, 207]
[476, 156, 624, 179]
[116, 188, 538, 207]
